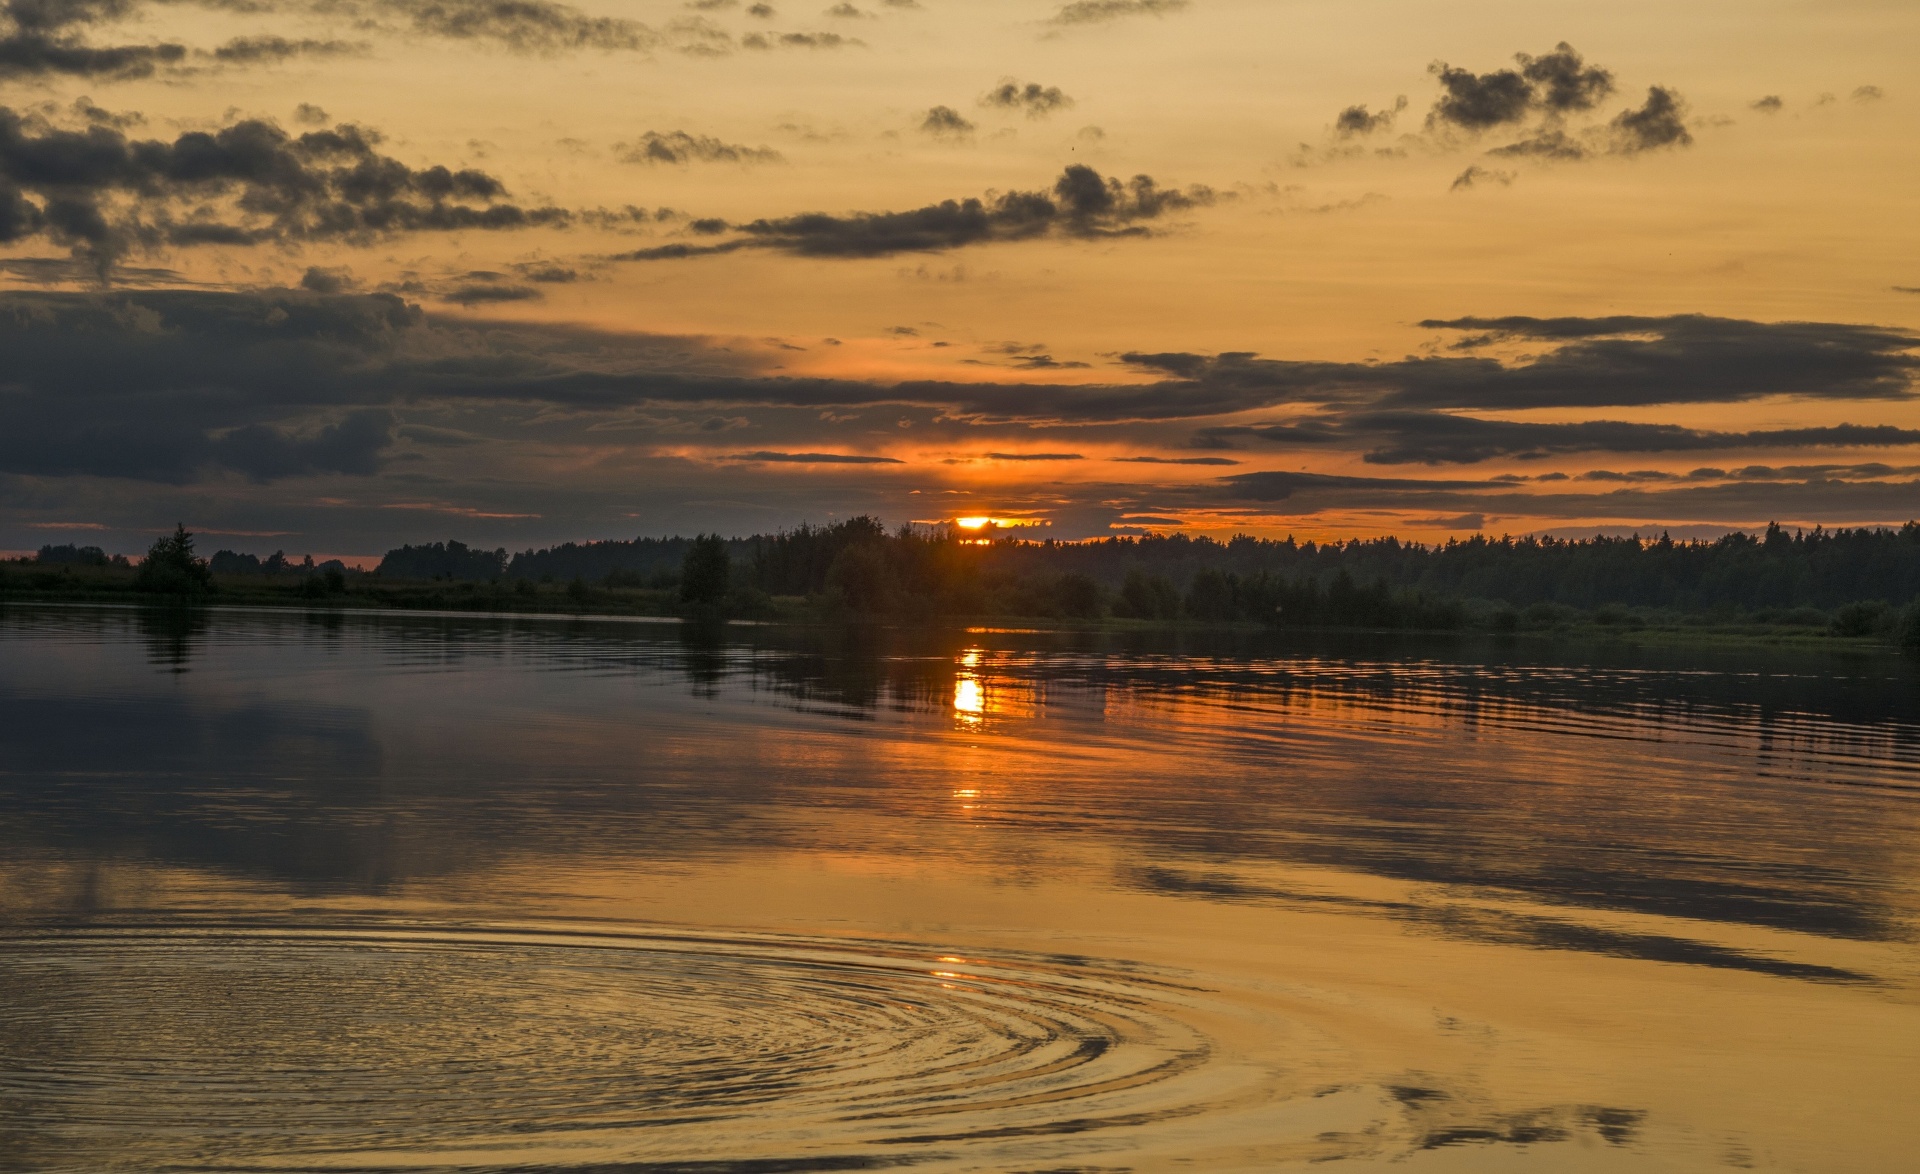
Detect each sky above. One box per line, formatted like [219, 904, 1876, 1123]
[0, 0, 1914, 560]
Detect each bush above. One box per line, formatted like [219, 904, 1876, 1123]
[134, 525, 214, 595]
[1896, 601, 1920, 650]
[1831, 600, 1891, 637]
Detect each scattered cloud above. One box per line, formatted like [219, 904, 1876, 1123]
[920, 105, 975, 138]
[207, 36, 368, 64]
[0, 105, 566, 272]
[981, 80, 1074, 119]
[1450, 165, 1513, 190]
[615, 130, 784, 164]
[731, 450, 904, 463]
[1335, 96, 1406, 137]
[615, 164, 1215, 261]
[1048, 0, 1188, 27]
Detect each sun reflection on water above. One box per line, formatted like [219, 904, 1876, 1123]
[953, 648, 986, 728]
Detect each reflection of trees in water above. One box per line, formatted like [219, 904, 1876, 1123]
[677, 618, 729, 697]
[5, 607, 1918, 948]
[138, 606, 208, 674]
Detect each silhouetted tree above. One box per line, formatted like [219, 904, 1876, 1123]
[680, 534, 732, 607]
[134, 525, 213, 595]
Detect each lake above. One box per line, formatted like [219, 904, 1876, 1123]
[2, 604, 1916, 1172]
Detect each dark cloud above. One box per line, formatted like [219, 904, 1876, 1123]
[1450, 164, 1513, 189]
[615, 130, 783, 165]
[981, 81, 1074, 119]
[1229, 412, 1920, 466]
[1127, 316, 1919, 413]
[1516, 42, 1614, 112]
[299, 264, 354, 293]
[983, 451, 1082, 460]
[1335, 96, 1406, 137]
[741, 30, 858, 49]
[1222, 469, 1487, 501]
[441, 281, 541, 305]
[1427, 42, 1611, 131]
[0, 106, 566, 270]
[395, 0, 658, 51]
[616, 164, 1214, 262]
[1609, 86, 1691, 153]
[515, 261, 578, 282]
[1427, 62, 1533, 130]
[208, 35, 366, 63]
[1405, 43, 1693, 168]
[731, 450, 903, 463]
[1750, 95, 1783, 113]
[3, 290, 1913, 508]
[919, 105, 974, 137]
[0, 0, 185, 81]
[1048, 0, 1187, 26]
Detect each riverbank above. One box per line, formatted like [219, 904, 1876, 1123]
[2, 564, 1912, 653]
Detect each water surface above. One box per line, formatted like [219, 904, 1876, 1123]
[2, 605, 1917, 1171]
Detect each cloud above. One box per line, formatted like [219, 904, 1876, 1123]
[615, 130, 783, 165]
[1427, 62, 1533, 130]
[441, 281, 541, 305]
[741, 30, 859, 49]
[208, 35, 367, 63]
[981, 80, 1074, 119]
[299, 265, 355, 293]
[615, 164, 1215, 262]
[919, 105, 975, 137]
[1048, 0, 1187, 26]
[392, 0, 659, 51]
[730, 450, 904, 463]
[1234, 412, 1920, 466]
[1427, 42, 1613, 131]
[1516, 42, 1614, 113]
[0, 0, 186, 81]
[0, 105, 567, 270]
[1750, 95, 1783, 113]
[1450, 164, 1513, 190]
[1335, 96, 1406, 137]
[1609, 85, 1691, 153]
[3, 289, 1913, 526]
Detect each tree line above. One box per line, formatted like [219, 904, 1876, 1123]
[357, 517, 1920, 639]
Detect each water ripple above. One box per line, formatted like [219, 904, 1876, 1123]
[0, 923, 1239, 1171]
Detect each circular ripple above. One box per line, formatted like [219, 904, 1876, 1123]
[0, 923, 1226, 1171]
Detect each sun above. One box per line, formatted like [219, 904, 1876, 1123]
[955, 517, 993, 530]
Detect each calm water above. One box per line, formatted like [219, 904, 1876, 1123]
[2, 605, 1917, 1172]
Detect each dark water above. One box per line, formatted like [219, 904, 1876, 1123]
[2, 605, 1917, 1171]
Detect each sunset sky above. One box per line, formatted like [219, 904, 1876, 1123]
[0, 0, 1914, 559]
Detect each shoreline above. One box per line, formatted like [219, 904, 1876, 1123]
[3, 590, 1908, 654]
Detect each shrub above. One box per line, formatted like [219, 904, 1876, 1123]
[1831, 600, 1890, 637]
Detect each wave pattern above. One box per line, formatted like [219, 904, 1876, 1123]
[0, 923, 1232, 1171]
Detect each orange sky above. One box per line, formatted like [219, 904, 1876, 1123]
[0, 0, 1915, 555]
